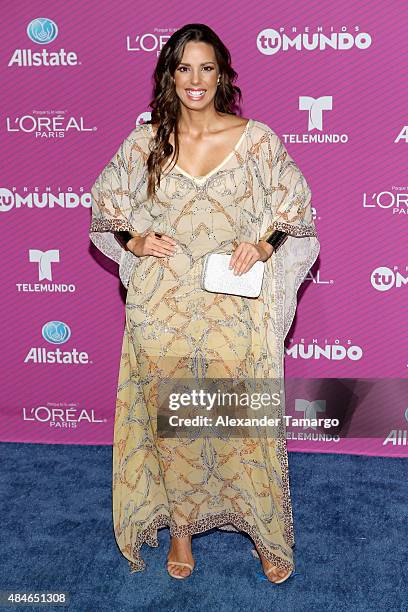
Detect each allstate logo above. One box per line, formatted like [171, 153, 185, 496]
[26, 18, 58, 45]
[42, 321, 71, 344]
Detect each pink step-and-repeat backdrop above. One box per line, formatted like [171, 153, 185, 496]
[1, 1, 407, 457]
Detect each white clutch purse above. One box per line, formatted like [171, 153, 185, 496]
[200, 252, 265, 298]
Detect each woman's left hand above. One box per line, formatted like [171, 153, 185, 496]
[229, 241, 274, 275]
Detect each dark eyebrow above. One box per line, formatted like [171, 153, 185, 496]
[178, 61, 216, 66]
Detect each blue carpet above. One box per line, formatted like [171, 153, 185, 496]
[0, 442, 405, 612]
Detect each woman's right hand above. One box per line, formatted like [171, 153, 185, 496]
[128, 231, 177, 258]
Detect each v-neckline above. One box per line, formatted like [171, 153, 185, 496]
[148, 118, 252, 183]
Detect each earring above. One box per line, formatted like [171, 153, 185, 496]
[217, 76, 220, 86]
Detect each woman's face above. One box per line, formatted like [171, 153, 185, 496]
[173, 41, 219, 111]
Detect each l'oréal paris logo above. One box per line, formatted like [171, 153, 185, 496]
[363, 188, 408, 217]
[22, 402, 106, 429]
[6, 112, 96, 138]
[126, 28, 177, 55]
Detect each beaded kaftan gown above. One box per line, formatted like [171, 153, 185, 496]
[89, 118, 320, 574]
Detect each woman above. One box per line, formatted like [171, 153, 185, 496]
[89, 23, 320, 583]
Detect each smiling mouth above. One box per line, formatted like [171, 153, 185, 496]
[185, 89, 206, 99]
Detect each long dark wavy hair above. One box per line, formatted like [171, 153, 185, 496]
[145, 23, 243, 199]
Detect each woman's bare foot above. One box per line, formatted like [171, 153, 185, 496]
[255, 546, 293, 584]
[166, 534, 194, 578]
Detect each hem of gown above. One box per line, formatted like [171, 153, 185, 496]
[126, 509, 295, 574]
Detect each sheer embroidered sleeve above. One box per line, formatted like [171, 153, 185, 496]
[89, 126, 154, 288]
[255, 124, 321, 339]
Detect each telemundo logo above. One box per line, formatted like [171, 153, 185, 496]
[26, 18, 58, 44]
[42, 321, 71, 344]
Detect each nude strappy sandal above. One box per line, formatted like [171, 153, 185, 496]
[166, 534, 195, 579]
[166, 560, 194, 579]
[252, 547, 294, 584]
